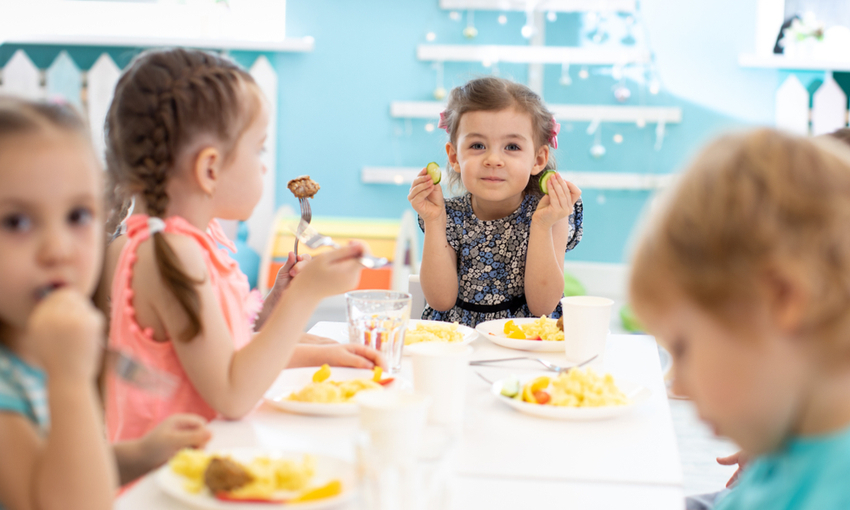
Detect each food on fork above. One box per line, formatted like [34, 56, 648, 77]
[502, 316, 564, 341]
[287, 175, 321, 198]
[405, 321, 463, 345]
[287, 365, 392, 404]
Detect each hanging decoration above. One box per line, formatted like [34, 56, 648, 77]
[559, 63, 572, 86]
[463, 10, 478, 39]
[587, 119, 606, 159]
[654, 119, 666, 151]
[521, 9, 534, 39]
[578, 66, 590, 80]
[432, 61, 446, 100]
[547, 11, 557, 22]
[498, 14, 507, 25]
[449, 11, 461, 21]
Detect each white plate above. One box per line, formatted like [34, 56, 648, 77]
[156, 448, 355, 509]
[263, 367, 410, 416]
[476, 318, 564, 352]
[403, 319, 477, 356]
[490, 373, 651, 420]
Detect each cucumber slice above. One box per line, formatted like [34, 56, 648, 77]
[500, 375, 521, 398]
[538, 170, 557, 194]
[426, 162, 441, 184]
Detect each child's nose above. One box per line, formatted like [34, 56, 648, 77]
[38, 224, 74, 265]
[483, 151, 504, 167]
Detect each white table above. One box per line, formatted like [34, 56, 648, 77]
[117, 323, 685, 510]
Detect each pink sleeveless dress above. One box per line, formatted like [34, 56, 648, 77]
[106, 215, 263, 442]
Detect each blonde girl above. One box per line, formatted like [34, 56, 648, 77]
[408, 76, 583, 327]
[102, 48, 378, 443]
[631, 129, 850, 509]
[0, 97, 210, 510]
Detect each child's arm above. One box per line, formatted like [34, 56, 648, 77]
[113, 413, 211, 485]
[408, 168, 458, 311]
[525, 174, 582, 316]
[152, 236, 365, 420]
[0, 290, 116, 510]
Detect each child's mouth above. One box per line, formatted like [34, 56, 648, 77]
[35, 281, 67, 300]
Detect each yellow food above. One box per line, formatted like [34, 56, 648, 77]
[291, 480, 343, 502]
[507, 316, 564, 341]
[522, 368, 628, 407]
[169, 449, 315, 498]
[288, 366, 383, 404]
[405, 322, 464, 345]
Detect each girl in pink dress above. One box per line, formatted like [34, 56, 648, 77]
[102, 48, 381, 443]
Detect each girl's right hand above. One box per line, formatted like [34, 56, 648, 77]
[27, 288, 104, 382]
[294, 242, 366, 299]
[408, 167, 445, 222]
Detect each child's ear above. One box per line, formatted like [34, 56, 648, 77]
[763, 266, 808, 334]
[531, 145, 550, 176]
[193, 147, 222, 195]
[446, 142, 460, 173]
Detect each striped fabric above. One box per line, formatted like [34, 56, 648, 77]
[0, 345, 49, 435]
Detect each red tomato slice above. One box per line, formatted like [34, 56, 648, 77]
[215, 493, 287, 503]
[378, 378, 395, 386]
[532, 390, 551, 405]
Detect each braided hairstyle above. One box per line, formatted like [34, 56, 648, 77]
[105, 48, 259, 341]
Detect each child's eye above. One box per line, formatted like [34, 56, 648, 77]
[506, 143, 521, 151]
[68, 207, 93, 226]
[470, 143, 485, 150]
[1, 213, 32, 233]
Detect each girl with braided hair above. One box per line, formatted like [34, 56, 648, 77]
[100, 48, 381, 443]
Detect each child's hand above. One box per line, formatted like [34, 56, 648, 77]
[532, 173, 582, 229]
[408, 167, 446, 222]
[138, 414, 211, 468]
[271, 252, 312, 294]
[27, 288, 104, 382]
[718, 450, 750, 488]
[292, 343, 387, 370]
[293, 243, 366, 299]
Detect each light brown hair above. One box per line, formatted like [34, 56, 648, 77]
[104, 48, 259, 341]
[630, 128, 850, 348]
[440, 76, 557, 195]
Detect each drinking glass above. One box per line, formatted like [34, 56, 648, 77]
[346, 290, 412, 374]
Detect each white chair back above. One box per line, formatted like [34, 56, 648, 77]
[407, 274, 426, 319]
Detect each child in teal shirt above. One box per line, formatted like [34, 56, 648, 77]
[630, 129, 850, 510]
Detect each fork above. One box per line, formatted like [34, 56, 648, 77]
[469, 354, 598, 374]
[105, 347, 178, 399]
[291, 220, 389, 269]
[293, 197, 312, 258]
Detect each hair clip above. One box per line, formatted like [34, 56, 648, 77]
[549, 117, 561, 149]
[438, 111, 450, 133]
[148, 217, 166, 235]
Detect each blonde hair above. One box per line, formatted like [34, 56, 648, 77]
[440, 76, 557, 195]
[630, 128, 850, 348]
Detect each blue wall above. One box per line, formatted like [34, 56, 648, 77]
[3, 0, 835, 263]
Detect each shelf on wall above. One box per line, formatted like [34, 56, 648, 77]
[391, 101, 682, 124]
[418, 44, 649, 65]
[3, 34, 315, 53]
[738, 53, 850, 72]
[362, 167, 674, 190]
[438, 0, 636, 12]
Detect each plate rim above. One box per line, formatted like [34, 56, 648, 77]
[403, 319, 477, 354]
[475, 317, 564, 352]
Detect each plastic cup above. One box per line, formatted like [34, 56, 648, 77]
[560, 296, 615, 365]
[409, 343, 472, 428]
[356, 390, 431, 464]
[346, 290, 411, 374]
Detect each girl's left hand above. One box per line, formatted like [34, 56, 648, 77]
[138, 413, 212, 469]
[532, 173, 582, 228]
[292, 343, 387, 370]
[271, 252, 312, 294]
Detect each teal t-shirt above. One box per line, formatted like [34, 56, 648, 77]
[716, 426, 850, 510]
[0, 345, 48, 433]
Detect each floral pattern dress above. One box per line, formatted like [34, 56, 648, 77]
[418, 193, 583, 327]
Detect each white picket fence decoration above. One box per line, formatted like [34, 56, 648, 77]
[774, 72, 849, 136]
[0, 48, 279, 247]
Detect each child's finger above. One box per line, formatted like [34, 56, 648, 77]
[565, 180, 582, 202]
[346, 344, 386, 369]
[548, 175, 568, 209]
